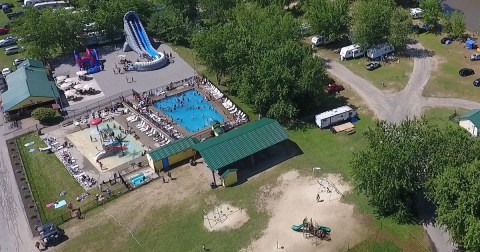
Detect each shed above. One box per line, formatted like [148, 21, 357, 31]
[459, 109, 480, 136]
[220, 169, 238, 187]
[1, 59, 60, 113]
[146, 137, 198, 171]
[466, 39, 477, 50]
[193, 118, 288, 183]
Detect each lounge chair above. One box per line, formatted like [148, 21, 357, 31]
[140, 125, 150, 132]
[230, 108, 238, 114]
[147, 129, 155, 136]
[136, 121, 145, 128]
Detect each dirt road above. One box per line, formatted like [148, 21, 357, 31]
[325, 42, 472, 252]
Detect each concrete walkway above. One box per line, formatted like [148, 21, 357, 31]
[325, 42, 467, 252]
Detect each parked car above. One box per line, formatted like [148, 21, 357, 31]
[459, 68, 475, 77]
[0, 25, 9, 35]
[0, 36, 17, 47]
[410, 25, 426, 34]
[2, 67, 11, 77]
[470, 53, 480, 61]
[440, 37, 454, 45]
[326, 83, 345, 93]
[366, 61, 381, 71]
[13, 58, 26, 66]
[474, 78, 480, 87]
[7, 11, 24, 20]
[5, 45, 22, 55]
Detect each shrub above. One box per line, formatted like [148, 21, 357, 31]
[31, 107, 57, 122]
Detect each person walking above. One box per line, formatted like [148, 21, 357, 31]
[381, 81, 385, 87]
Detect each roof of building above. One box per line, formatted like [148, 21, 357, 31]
[1, 59, 59, 112]
[148, 137, 198, 162]
[220, 169, 238, 178]
[193, 118, 288, 171]
[460, 109, 480, 127]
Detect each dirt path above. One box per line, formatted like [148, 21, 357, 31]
[326, 41, 466, 252]
[325, 42, 480, 123]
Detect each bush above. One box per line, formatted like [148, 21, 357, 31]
[31, 107, 57, 122]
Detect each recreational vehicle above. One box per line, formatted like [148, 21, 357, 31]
[311, 35, 332, 47]
[315, 106, 356, 129]
[366, 43, 395, 60]
[34, 1, 68, 10]
[340, 44, 364, 61]
[410, 8, 423, 19]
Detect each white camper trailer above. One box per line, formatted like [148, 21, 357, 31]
[410, 8, 423, 19]
[24, 0, 49, 7]
[340, 44, 364, 61]
[366, 43, 395, 60]
[311, 35, 332, 47]
[315, 106, 356, 128]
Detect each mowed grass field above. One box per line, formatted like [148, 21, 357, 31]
[17, 133, 91, 222]
[419, 32, 480, 100]
[0, 0, 25, 70]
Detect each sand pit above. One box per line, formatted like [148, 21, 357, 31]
[203, 204, 249, 231]
[248, 171, 363, 251]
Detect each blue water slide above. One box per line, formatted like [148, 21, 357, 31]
[132, 18, 159, 59]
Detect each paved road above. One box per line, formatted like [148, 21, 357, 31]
[325, 42, 477, 252]
[0, 131, 36, 252]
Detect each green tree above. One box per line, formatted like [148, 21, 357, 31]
[351, 0, 396, 48]
[192, 25, 230, 84]
[431, 160, 480, 250]
[147, 6, 194, 45]
[198, 0, 236, 25]
[443, 11, 466, 38]
[303, 0, 349, 42]
[419, 0, 442, 30]
[31, 107, 58, 122]
[388, 8, 411, 52]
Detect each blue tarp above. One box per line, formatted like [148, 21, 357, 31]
[466, 39, 477, 50]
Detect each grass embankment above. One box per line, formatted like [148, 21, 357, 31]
[17, 133, 88, 222]
[419, 32, 480, 100]
[0, 0, 25, 70]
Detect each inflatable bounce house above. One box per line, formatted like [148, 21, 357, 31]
[94, 141, 128, 162]
[73, 49, 103, 74]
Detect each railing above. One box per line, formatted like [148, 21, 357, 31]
[6, 124, 44, 139]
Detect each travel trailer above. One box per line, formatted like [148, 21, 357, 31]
[410, 8, 423, 19]
[340, 44, 364, 60]
[315, 106, 356, 128]
[366, 43, 395, 60]
[311, 35, 332, 47]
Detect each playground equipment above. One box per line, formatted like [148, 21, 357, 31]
[292, 217, 332, 242]
[94, 141, 127, 161]
[73, 49, 102, 74]
[123, 11, 167, 71]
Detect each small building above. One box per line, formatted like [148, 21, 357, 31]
[146, 137, 198, 171]
[220, 169, 238, 187]
[459, 109, 480, 136]
[193, 118, 289, 185]
[1, 59, 60, 118]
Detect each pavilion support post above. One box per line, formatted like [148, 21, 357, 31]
[212, 171, 217, 185]
[250, 155, 255, 167]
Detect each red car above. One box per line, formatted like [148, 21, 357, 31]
[0, 26, 10, 35]
[327, 83, 345, 93]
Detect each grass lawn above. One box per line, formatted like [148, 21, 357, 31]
[419, 32, 480, 100]
[0, 0, 25, 70]
[16, 133, 91, 222]
[423, 107, 467, 126]
[308, 37, 413, 92]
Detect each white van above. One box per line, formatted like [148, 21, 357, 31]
[340, 44, 364, 60]
[5, 46, 21, 55]
[366, 43, 395, 60]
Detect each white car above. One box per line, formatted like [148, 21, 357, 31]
[470, 53, 480, 61]
[13, 58, 26, 66]
[2, 68, 12, 77]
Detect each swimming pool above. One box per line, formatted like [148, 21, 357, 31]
[153, 89, 225, 133]
[130, 173, 146, 186]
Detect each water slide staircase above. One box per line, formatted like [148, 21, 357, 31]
[123, 11, 167, 71]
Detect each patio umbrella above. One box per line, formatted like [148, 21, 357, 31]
[73, 84, 84, 90]
[82, 84, 93, 91]
[76, 70, 87, 76]
[90, 117, 102, 133]
[60, 83, 72, 90]
[117, 55, 126, 59]
[55, 75, 67, 84]
[64, 90, 77, 97]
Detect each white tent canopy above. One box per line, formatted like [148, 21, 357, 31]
[60, 83, 72, 90]
[82, 84, 93, 90]
[76, 70, 87, 76]
[73, 84, 84, 90]
[64, 90, 77, 97]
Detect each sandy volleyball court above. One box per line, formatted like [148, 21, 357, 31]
[247, 171, 363, 251]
